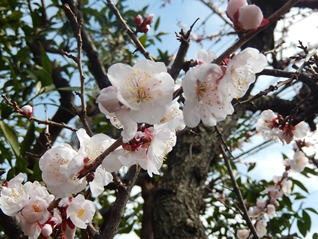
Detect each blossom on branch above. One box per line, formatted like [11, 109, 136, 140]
[39, 144, 86, 198]
[105, 125, 176, 177]
[98, 59, 174, 142]
[108, 59, 174, 124]
[66, 194, 96, 229]
[219, 47, 267, 99]
[256, 110, 310, 144]
[182, 63, 234, 127]
[255, 219, 267, 237]
[237, 229, 249, 239]
[285, 151, 308, 173]
[0, 174, 57, 239]
[0, 173, 29, 216]
[96, 86, 137, 143]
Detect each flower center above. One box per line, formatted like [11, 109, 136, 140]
[126, 71, 153, 105]
[196, 79, 207, 101]
[77, 208, 85, 219]
[32, 202, 41, 212]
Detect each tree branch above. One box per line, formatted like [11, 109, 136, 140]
[99, 166, 140, 239]
[61, 0, 111, 90]
[106, 0, 154, 61]
[215, 126, 259, 239]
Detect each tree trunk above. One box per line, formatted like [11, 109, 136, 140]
[152, 107, 244, 239]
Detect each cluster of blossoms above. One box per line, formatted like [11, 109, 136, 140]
[1, 44, 270, 237]
[182, 47, 267, 127]
[0, 173, 95, 239]
[256, 109, 310, 144]
[237, 118, 310, 238]
[226, 0, 268, 32]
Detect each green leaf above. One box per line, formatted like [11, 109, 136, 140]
[138, 34, 147, 47]
[20, 121, 35, 155]
[297, 219, 307, 237]
[292, 178, 308, 194]
[305, 207, 318, 215]
[56, 86, 82, 92]
[154, 16, 160, 31]
[25, 67, 52, 87]
[301, 167, 318, 177]
[8, 10, 23, 22]
[247, 162, 256, 172]
[29, 161, 42, 181]
[6, 167, 16, 181]
[313, 233, 318, 239]
[0, 121, 20, 157]
[302, 210, 311, 232]
[282, 153, 289, 160]
[16, 156, 32, 174]
[40, 45, 52, 76]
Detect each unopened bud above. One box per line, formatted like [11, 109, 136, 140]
[140, 24, 150, 33]
[134, 15, 143, 27]
[143, 14, 154, 25]
[20, 105, 33, 119]
[41, 224, 53, 237]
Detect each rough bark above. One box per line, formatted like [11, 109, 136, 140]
[152, 107, 244, 239]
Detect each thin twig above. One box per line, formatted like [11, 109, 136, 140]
[215, 126, 259, 239]
[1, 95, 78, 132]
[63, 4, 93, 137]
[233, 76, 296, 108]
[106, 0, 154, 61]
[78, 137, 123, 178]
[198, 0, 234, 28]
[169, 18, 199, 80]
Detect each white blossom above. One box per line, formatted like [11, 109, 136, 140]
[182, 63, 233, 127]
[96, 86, 137, 142]
[285, 151, 308, 173]
[89, 167, 113, 197]
[220, 47, 267, 99]
[237, 229, 250, 239]
[158, 98, 185, 132]
[106, 125, 176, 177]
[255, 219, 267, 237]
[66, 194, 96, 229]
[20, 196, 52, 239]
[68, 129, 120, 175]
[39, 144, 86, 198]
[0, 173, 29, 216]
[279, 121, 310, 145]
[107, 59, 174, 125]
[266, 204, 276, 219]
[195, 49, 216, 65]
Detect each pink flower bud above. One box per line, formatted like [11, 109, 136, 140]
[134, 15, 143, 27]
[143, 14, 155, 25]
[21, 105, 33, 119]
[140, 24, 150, 33]
[41, 224, 53, 237]
[226, 0, 247, 20]
[238, 5, 263, 30]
